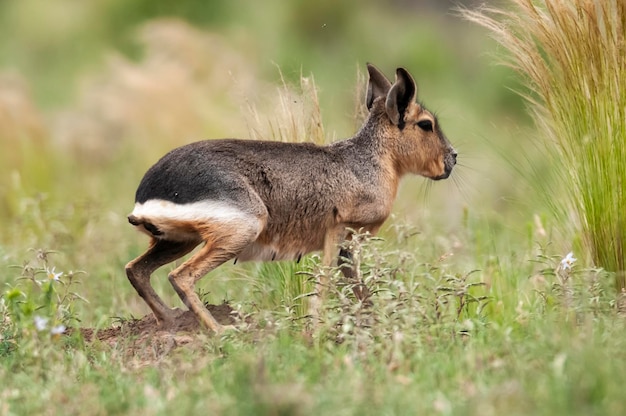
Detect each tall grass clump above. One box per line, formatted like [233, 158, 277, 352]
[463, 1, 626, 288]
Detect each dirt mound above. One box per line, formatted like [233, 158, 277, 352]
[75, 303, 238, 357]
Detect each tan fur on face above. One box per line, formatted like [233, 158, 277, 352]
[380, 101, 450, 179]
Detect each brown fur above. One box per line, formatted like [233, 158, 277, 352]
[126, 64, 456, 333]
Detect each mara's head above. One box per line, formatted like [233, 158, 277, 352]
[366, 63, 456, 180]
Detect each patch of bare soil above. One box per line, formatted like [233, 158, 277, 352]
[72, 303, 239, 357]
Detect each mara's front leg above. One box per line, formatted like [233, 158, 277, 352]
[337, 243, 372, 304]
[338, 226, 383, 303]
[307, 226, 347, 320]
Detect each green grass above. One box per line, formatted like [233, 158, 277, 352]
[1, 1, 626, 415]
[463, 0, 626, 288]
[1, 225, 624, 415]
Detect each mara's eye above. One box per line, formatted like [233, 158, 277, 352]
[417, 120, 433, 132]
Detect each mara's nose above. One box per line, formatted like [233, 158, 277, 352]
[448, 149, 457, 165]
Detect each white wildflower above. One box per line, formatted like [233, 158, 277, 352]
[50, 325, 66, 335]
[46, 267, 62, 281]
[34, 315, 49, 331]
[560, 252, 577, 270]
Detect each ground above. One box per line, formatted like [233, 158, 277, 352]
[75, 303, 238, 356]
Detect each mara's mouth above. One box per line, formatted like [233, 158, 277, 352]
[430, 168, 452, 181]
[430, 151, 457, 181]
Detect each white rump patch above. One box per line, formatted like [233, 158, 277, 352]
[131, 199, 251, 223]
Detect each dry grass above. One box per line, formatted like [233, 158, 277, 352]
[244, 69, 328, 145]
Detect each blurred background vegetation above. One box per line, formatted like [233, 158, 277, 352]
[4, 3, 626, 414]
[0, 0, 541, 323]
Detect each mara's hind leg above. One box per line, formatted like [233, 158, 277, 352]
[125, 238, 199, 325]
[168, 226, 259, 333]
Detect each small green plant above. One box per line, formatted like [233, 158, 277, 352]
[297, 230, 489, 359]
[251, 259, 316, 323]
[530, 246, 617, 322]
[1, 249, 87, 353]
[462, 0, 626, 289]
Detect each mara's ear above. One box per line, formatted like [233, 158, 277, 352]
[366, 63, 392, 110]
[385, 67, 417, 126]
